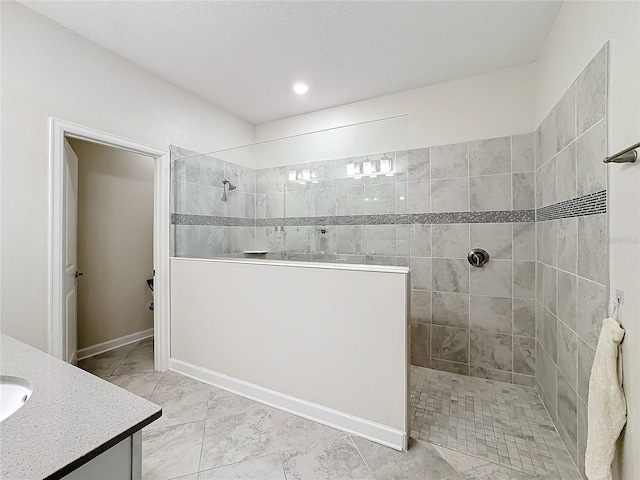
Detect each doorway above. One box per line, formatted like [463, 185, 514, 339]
[49, 118, 170, 371]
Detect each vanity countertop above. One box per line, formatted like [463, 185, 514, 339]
[0, 334, 161, 479]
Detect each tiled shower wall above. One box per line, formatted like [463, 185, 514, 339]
[534, 44, 608, 476]
[172, 135, 539, 387]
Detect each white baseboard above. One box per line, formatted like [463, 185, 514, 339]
[169, 358, 406, 451]
[77, 328, 154, 360]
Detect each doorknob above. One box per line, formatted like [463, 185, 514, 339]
[75, 271, 84, 278]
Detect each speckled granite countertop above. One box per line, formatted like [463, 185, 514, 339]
[0, 334, 161, 479]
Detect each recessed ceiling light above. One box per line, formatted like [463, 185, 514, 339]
[293, 82, 309, 95]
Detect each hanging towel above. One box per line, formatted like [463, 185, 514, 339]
[585, 318, 626, 480]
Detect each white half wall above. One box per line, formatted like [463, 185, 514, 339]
[536, 3, 640, 479]
[170, 258, 409, 449]
[255, 63, 537, 153]
[0, 2, 255, 351]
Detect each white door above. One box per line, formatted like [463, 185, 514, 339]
[63, 139, 79, 364]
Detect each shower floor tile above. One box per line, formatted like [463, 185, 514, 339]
[410, 366, 583, 479]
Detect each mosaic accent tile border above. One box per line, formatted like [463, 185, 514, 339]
[172, 214, 254, 227]
[173, 209, 535, 226]
[536, 190, 606, 222]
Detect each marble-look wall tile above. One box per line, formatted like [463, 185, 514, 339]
[432, 258, 469, 293]
[557, 321, 578, 389]
[265, 166, 287, 192]
[513, 223, 535, 261]
[511, 133, 535, 173]
[469, 259, 512, 297]
[411, 290, 431, 323]
[408, 180, 430, 213]
[513, 298, 535, 337]
[556, 143, 577, 203]
[557, 217, 578, 274]
[285, 190, 310, 218]
[470, 223, 512, 259]
[410, 257, 432, 291]
[285, 226, 311, 253]
[408, 148, 430, 181]
[255, 170, 266, 195]
[513, 373, 536, 388]
[576, 119, 607, 197]
[577, 277, 607, 349]
[431, 326, 469, 363]
[411, 323, 430, 358]
[411, 354, 430, 368]
[336, 225, 364, 255]
[201, 226, 224, 255]
[223, 227, 246, 254]
[538, 157, 557, 208]
[537, 220, 557, 267]
[557, 271, 578, 331]
[255, 194, 266, 218]
[265, 192, 285, 218]
[470, 366, 512, 383]
[469, 137, 511, 176]
[542, 263, 558, 315]
[364, 225, 396, 256]
[470, 295, 512, 334]
[199, 185, 225, 216]
[224, 191, 246, 218]
[431, 359, 469, 376]
[512, 172, 535, 210]
[577, 337, 596, 403]
[534, 126, 542, 169]
[577, 397, 588, 477]
[539, 343, 558, 417]
[364, 183, 397, 215]
[513, 336, 535, 375]
[540, 108, 558, 165]
[431, 178, 468, 212]
[555, 85, 577, 152]
[396, 225, 410, 257]
[470, 331, 512, 371]
[431, 292, 469, 329]
[578, 214, 608, 285]
[310, 228, 336, 255]
[430, 142, 468, 179]
[557, 373, 578, 452]
[431, 224, 469, 258]
[310, 189, 336, 217]
[266, 227, 285, 254]
[410, 224, 431, 257]
[513, 261, 535, 299]
[469, 174, 511, 211]
[577, 45, 607, 136]
[542, 308, 558, 361]
[336, 186, 364, 216]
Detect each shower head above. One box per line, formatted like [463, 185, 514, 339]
[223, 179, 237, 190]
[221, 179, 236, 202]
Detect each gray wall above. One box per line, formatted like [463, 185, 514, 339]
[534, 45, 608, 476]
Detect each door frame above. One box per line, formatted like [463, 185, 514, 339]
[49, 118, 170, 371]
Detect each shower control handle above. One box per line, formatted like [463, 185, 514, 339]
[467, 249, 489, 268]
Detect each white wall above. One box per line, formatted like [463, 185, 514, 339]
[256, 63, 536, 152]
[0, 2, 255, 351]
[535, 3, 640, 479]
[70, 139, 154, 350]
[170, 258, 409, 449]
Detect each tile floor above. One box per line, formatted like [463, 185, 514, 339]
[79, 339, 582, 480]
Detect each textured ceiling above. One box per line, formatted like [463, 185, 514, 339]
[20, 1, 562, 124]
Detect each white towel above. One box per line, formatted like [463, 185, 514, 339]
[585, 317, 626, 480]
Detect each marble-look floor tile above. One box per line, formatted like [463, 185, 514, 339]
[108, 371, 162, 397]
[199, 405, 277, 471]
[77, 343, 136, 377]
[147, 387, 212, 430]
[281, 436, 372, 480]
[453, 462, 537, 479]
[112, 349, 156, 375]
[197, 454, 285, 480]
[142, 420, 205, 480]
[154, 371, 213, 397]
[353, 436, 456, 480]
[207, 387, 266, 421]
[430, 444, 488, 473]
[272, 409, 343, 451]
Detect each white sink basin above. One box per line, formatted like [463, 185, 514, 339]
[0, 375, 33, 422]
